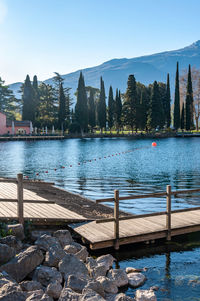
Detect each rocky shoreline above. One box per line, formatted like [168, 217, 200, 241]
[0, 223, 157, 301]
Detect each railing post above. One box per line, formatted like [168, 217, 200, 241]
[17, 173, 24, 225]
[166, 185, 171, 241]
[114, 189, 119, 250]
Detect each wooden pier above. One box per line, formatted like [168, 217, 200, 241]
[73, 186, 200, 250]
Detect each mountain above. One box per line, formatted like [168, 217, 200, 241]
[9, 40, 200, 101]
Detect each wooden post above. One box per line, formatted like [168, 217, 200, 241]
[114, 189, 119, 250]
[17, 173, 24, 225]
[166, 185, 171, 241]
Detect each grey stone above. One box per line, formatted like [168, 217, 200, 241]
[0, 246, 44, 282]
[45, 247, 66, 267]
[58, 288, 82, 301]
[0, 243, 15, 265]
[90, 265, 108, 279]
[31, 230, 53, 242]
[46, 280, 62, 299]
[59, 253, 89, 281]
[53, 230, 73, 247]
[107, 269, 128, 287]
[20, 280, 42, 292]
[35, 234, 61, 251]
[126, 267, 143, 274]
[96, 276, 118, 294]
[7, 224, 24, 240]
[64, 245, 79, 255]
[33, 265, 62, 287]
[127, 273, 146, 288]
[81, 288, 105, 300]
[135, 289, 157, 301]
[0, 291, 27, 300]
[25, 289, 44, 300]
[0, 235, 23, 252]
[0, 272, 21, 298]
[75, 246, 89, 262]
[105, 293, 134, 301]
[67, 275, 87, 293]
[96, 255, 115, 271]
[84, 280, 105, 297]
[41, 293, 54, 301]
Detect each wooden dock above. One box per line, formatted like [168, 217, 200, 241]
[73, 187, 200, 250]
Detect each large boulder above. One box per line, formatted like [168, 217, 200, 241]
[58, 288, 82, 301]
[46, 280, 63, 299]
[0, 246, 44, 282]
[66, 275, 87, 293]
[75, 246, 89, 262]
[96, 255, 115, 271]
[0, 235, 23, 252]
[53, 230, 73, 247]
[135, 289, 157, 301]
[84, 280, 105, 298]
[86, 258, 107, 278]
[81, 288, 105, 300]
[106, 293, 134, 301]
[26, 290, 53, 301]
[20, 280, 42, 292]
[107, 269, 128, 287]
[33, 265, 62, 287]
[6, 224, 24, 240]
[0, 243, 15, 265]
[127, 273, 146, 288]
[96, 276, 118, 294]
[0, 271, 26, 301]
[64, 245, 78, 255]
[58, 253, 89, 281]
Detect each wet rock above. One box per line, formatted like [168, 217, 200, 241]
[126, 267, 143, 274]
[0, 246, 44, 282]
[96, 276, 118, 294]
[84, 280, 105, 297]
[53, 230, 73, 247]
[75, 246, 89, 262]
[0, 235, 23, 252]
[46, 280, 62, 299]
[0, 243, 15, 265]
[20, 280, 42, 292]
[7, 224, 25, 240]
[107, 269, 128, 287]
[150, 286, 159, 291]
[135, 289, 157, 301]
[58, 288, 81, 301]
[67, 275, 87, 293]
[127, 272, 146, 288]
[81, 288, 105, 300]
[96, 255, 115, 271]
[58, 253, 89, 281]
[33, 265, 62, 287]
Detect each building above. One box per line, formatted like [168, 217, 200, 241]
[0, 112, 31, 135]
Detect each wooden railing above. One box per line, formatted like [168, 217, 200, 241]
[96, 185, 200, 249]
[0, 173, 55, 224]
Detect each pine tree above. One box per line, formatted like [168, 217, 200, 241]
[22, 75, 35, 122]
[88, 89, 96, 131]
[58, 83, 66, 131]
[0, 77, 16, 119]
[115, 89, 122, 132]
[75, 72, 88, 133]
[97, 77, 106, 132]
[185, 64, 194, 130]
[166, 74, 171, 128]
[174, 62, 180, 129]
[107, 86, 114, 131]
[147, 81, 164, 130]
[180, 102, 185, 130]
[123, 74, 138, 133]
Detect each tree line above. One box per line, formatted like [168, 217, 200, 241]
[0, 62, 199, 133]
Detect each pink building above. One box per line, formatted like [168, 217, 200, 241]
[0, 112, 31, 135]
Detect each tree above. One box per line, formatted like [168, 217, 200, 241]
[32, 75, 40, 123]
[166, 74, 171, 128]
[185, 65, 194, 130]
[180, 102, 185, 130]
[75, 72, 88, 133]
[22, 75, 35, 122]
[0, 77, 17, 119]
[173, 62, 180, 129]
[58, 83, 66, 131]
[123, 74, 138, 133]
[147, 81, 164, 130]
[107, 86, 114, 131]
[136, 82, 150, 131]
[88, 89, 96, 131]
[115, 89, 122, 132]
[97, 77, 106, 132]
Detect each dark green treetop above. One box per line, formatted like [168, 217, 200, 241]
[22, 75, 35, 122]
[185, 64, 194, 130]
[75, 72, 88, 133]
[97, 77, 106, 131]
[173, 62, 180, 129]
[180, 102, 185, 130]
[107, 85, 114, 130]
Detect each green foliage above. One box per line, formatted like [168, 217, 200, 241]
[88, 89, 96, 130]
[0, 77, 17, 119]
[147, 81, 164, 130]
[97, 77, 106, 131]
[185, 64, 194, 130]
[174, 62, 180, 129]
[75, 72, 88, 133]
[107, 86, 114, 130]
[115, 89, 122, 132]
[166, 74, 171, 128]
[181, 102, 185, 129]
[22, 75, 35, 122]
[58, 83, 66, 130]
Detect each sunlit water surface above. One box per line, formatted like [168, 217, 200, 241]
[0, 137, 200, 300]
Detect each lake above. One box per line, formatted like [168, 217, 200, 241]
[0, 137, 200, 300]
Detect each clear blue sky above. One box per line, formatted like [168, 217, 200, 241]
[0, 0, 200, 84]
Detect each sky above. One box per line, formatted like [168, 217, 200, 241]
[0, 0, 200, 84]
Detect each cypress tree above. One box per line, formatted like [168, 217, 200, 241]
[147, 81, 164, 130]
[32, 75, 40, 123]
[22, 75, 35, 121]
[115, 89, 122, 132]
[97, 77, 106, 132]
[180, 102, 185, 130]
[58, 83, 66, 131]
[88, 89, 96, 131]
[166, 74, 171, 128]
[107, 86, 114, 131]
[138, 91, 146, 130]
[173, 62, 180, 129]
[185, 64, 194, 130]
[75, 72, 88, 133]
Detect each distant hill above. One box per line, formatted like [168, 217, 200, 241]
[9, 40, 200, 102]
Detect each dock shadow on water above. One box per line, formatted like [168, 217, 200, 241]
[90, 232, 200, 301]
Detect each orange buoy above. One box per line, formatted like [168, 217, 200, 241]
[152, 142, 157, 147]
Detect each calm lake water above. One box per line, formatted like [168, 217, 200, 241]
[1, 137, 200, 300]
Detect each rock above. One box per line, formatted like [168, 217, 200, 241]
[64, 245, 78, 255]
[150, 286, 159, 291]
[59, 253, 89, 281]
[53, 230, 73, 247]
[7, 224, 25, 240]
[84, 280, 105, 298]
[46, 280, 62, 299]
[96, 276, 118, 294]
[0, 271, 22, 299]
[0, 246, 44, 282]
[96, 255, 115, 271]
[86, 258, 107, 278]
[26, 289, 44, 300]
[107, 269, 128, 287]
[31, 230, 53, 242]
[81, 288, 105, 300]
[20, 280, 42, 292]
[67, 275, 87, 293]
[45, 247, 66, 267]
[126, 267, 143, 274]
[0, 235, 23, 252]
[33, 265, 62, 287]
[127, 273, 146, 288]
[35, 234, 61, 251]
[0, 291, 27, 300]
[75, 246, 89, 262]
[106, 293, 134, 301]
[86, 257, 97, 270]
[0, 243, 15, 265]
[135, 289, 157, 301]
[58, 288, 82, 301]
[41, 293, 54, 300]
